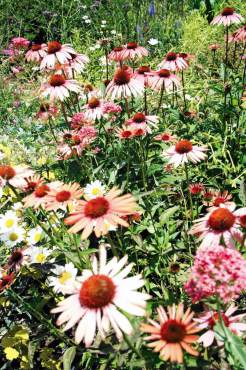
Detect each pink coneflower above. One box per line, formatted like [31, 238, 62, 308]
[7, 249, 29, 271]
[40, 41, 77, 69]
[133, 66, 152, 87]
[36, 103, 59, 122]
[69, 53, 89, 74]
[57, 133, 84, 160]
[121, 42, 148, 60]
[141, 304, 200, 363]
[204, 190, 234, 210]
[23, 182, 60, 209]
[45, 183, 83, 211]
[189, 203, 246, 248]
[106, 68, 144, 100]
[154, 132, 176, 142]
[22, 174, 44, 193]
[108, 46, 125, 62]
[40, 74, 80, 102]
[65, 187, 137, 239]
[148, 69, 180, 91]
[189, 183, 204, 195]
[25, 43, 47, 63]
[194, 305, 246, 347]
[11, 37, 29, 49]
[211, 8, 244, 26]
[126, 112, 158, 133]
[158, 52, 188, 71]
[0, 165, 34, 189]
[70, 112, 93, 129]
[0, 272, 15, 292]
[115, 126, 134, 140]
[208, 44, 220, 51]
[51, 244, 150, 346]
[178, 52, 194, 63]
[234, 24, 246, 42]
[184, 244, 246, 303]
[82, 97, 106, 120]
[162, 140, 207, 168]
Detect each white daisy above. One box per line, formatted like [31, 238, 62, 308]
[51, 244, 150, 347]
[1, 226, 25, 247]
[26, 226, 43, 245]
[48, 263, 78, 294]
[0, 211, 19, 233]
[84, 180, 106, 200]
[25, 246, 52, 264]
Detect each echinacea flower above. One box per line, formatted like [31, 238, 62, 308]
[0, 272, 15, 292]
[162, 140, 207, 168]
[184, 244, 246, 303]
[40, 74, 80, 102]
[36, 103, 59, 122]
[25, 43, 47, 63]
[189, 203, 246, 248]
[189, 183, 204, 195]
[45, 182, 83, 211]
[82, 97, 106, 120]
[211, 8, 244, 27]
[40, 41, 77, 69]
[65, 187, 137, 239]
[208, 44, 220, 51]
[126, 112, 158, 133]
[102, 102, 122, 115]
[141, 304, 200, 363]
[234, 24, 246, 42]
[154, 132, 176, 142]
[108, 46, 125, 62]
[23, 182, 61, 209]
[121, 42, 148, 60]
[158, 52, 188, 71]
[115, 126, 134, 140]
[22, 174, 44, 193]
[106, 67, 144, 100]
[84, 181, 106, 200]
[48, 263, 78, 294]
[204, 190, 234, 210]
[148, 69, 180, 91]
[7, 249, 29, 270]
[51, 244, 150, 346]
[133, 66, 152, 87]
[70, 112, 92, 129]
[69, 53, 89, 74]
[194, 305, 246, 347]
[0, 165, 34, 189]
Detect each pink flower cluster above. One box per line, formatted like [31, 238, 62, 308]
[102, 101, 122, 114]
[184, 245, 246, 303]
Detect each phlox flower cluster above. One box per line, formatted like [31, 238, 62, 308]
[184, 244, 246, 303]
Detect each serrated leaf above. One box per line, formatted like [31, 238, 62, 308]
[159, 206, 179, 226]
[63, 346, 76, 370]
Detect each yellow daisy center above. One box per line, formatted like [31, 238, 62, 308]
[59, 271, 72, 284]
[92, 187, 101, 196]
[35, 253, 46, 263]
[5, 219, 14, 228]
[34, 233, 41, 243]
[9, 232, 18, 241]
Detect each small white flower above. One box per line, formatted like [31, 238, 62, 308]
[1, 226, 25, 247]
[27, 226, 43, 245]
[148, 38, 159, 46]
[12, 202, 23, 211]
[82, 15, 88, 20]
[84, 180, 106, 200]
[111, 30, 117, 35]
[25, 246, 52, 264]
[0, 211, 19, 233]
[101, 20, 107, 24]
[48, 263, 78, 294]
[84, 19, 91, 24]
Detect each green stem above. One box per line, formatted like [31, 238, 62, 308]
[184, 164, 193, 221]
